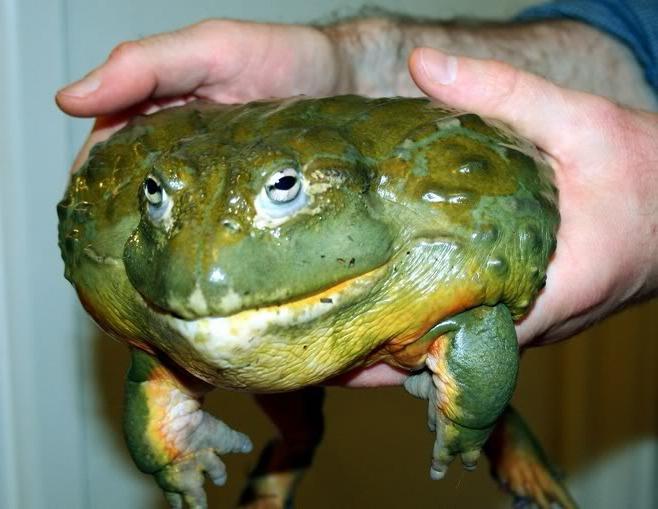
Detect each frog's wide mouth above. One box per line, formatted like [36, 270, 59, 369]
[159, 263, 389, 356]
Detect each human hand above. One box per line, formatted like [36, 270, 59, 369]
[342, 48, 658, 387]
[56, 19, 341, 170]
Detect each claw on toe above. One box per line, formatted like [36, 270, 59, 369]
[429, 448, 481, 479]
[430, 462, 448, 480]
[460, 450, 481, 471]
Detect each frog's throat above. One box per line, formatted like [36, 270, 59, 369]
[162, 263, 389, 351]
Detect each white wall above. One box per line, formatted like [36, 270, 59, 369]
[1, 0, 86, 507]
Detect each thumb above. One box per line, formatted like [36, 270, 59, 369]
[409, 47, 584, 159]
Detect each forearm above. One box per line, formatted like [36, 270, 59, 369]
[322, 18, 656, 110]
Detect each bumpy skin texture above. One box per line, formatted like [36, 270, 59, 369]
[58, 96, 561, 507]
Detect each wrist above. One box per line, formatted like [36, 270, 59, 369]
[319, 18, 412, 96]
[320, 16, 656, 110]
[288, 24, 342, 97]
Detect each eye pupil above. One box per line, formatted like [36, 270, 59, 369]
[145, 178, 161, 196]
[144, 176, 166, 207]
[264, 168, 302, 204]
[273, 175, 297, 191]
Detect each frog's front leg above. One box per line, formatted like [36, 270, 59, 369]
[404, 304, 519, 479]
[123, 348, 252, 509]
[239, 387, 325, 509]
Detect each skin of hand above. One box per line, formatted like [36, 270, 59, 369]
[56, 20, 658, 388]
[344, 48, 658, 386]
[56, 19, 342, 170]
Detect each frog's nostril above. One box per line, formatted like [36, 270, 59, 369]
[221, 218, 241, 233]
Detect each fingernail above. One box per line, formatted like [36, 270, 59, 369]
[420, 49, 457, 85]
[58, 72, 101, 98]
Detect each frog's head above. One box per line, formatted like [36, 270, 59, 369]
[123, 126, 394, 319]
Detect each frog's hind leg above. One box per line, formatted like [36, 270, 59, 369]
[404, 304, 519, 480]
[484, 406, 578, 509]
[239, 387, 325, 509]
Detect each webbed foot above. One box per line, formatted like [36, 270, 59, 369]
[404, 304, 519, 479]
[405, 369, 487, 479]
[485, 407, 577, 509]
[153, 412, 253, 509]
[123, 349, 252, 509]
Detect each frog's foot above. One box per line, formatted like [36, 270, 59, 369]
[239, 388, 325, 509]
[485, 407, 577, 509]
[153, 412, 253, 509]
[123, 349, 252, 509]
[404, 304, 519, 480]
[405, 369, 488, 479]
[504, 462, 575, 509]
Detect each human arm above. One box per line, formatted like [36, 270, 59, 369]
[56, 13, 656, 169]
[57, 15, 656, 114]
[325, 16, 655, 109]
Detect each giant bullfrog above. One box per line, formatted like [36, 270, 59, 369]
[58, 96, 574, 508]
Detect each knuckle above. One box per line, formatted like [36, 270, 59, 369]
[194, 18, 223, 30]
[581, 95, 626, 131]
[484, 61, 525, 112]
[193, 17, 238, 34]
[107, 39, 143, 62]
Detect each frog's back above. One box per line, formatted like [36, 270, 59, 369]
[59, 96, 557, 366]
[323, 96, 558, 318]
[262, 96, 559, 318]
[237, 96, 558, 318]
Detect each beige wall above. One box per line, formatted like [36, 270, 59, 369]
[2, 0, 656, 508]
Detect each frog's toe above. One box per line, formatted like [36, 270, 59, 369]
[157, 456, 209, 509]
[430, 415, 489, 479]
[167, 489, 207, 509]
[460, 449, 481, 471]
[430, 428, 454, 479]
[164, 491, 184, 509]
[206, 419, 253, 455]
[198, 448, 229, 486]
[429, 464, 448, 481]
[155, 447, 238, 509]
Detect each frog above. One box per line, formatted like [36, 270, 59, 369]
[58, 95, 576, 509]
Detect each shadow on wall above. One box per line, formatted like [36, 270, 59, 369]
[91, 299, 658, 508]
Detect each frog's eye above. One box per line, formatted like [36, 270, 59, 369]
[265, 168, 301, 204]
[143, 175, 171, 222]
[254, 167, 308, 226]
[144, 176, 165, 205]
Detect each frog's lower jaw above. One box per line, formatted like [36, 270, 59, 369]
[159, 263, 391, 390]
